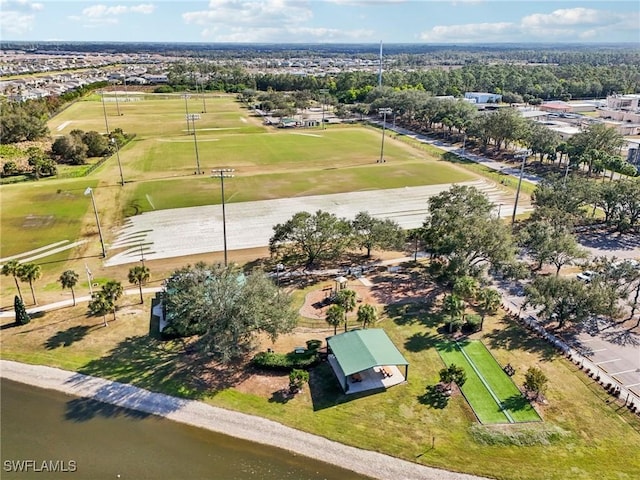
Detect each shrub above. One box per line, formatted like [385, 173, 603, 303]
[465, 314, 482, 332]
[14, 295, 30, 325]
[252, 350, 319, 371]
[289, 369, 310, 393]
[306, 339, 322, 351]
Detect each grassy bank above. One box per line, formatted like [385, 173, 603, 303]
[1, 287, 638, 480]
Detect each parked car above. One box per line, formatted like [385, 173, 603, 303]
[576, 270, 597, 282]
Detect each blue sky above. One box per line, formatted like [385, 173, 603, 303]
[1, 1, 639, 44]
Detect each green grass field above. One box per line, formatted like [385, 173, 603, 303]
[437, 340, 541, 424]
[1, 94, 473, 262]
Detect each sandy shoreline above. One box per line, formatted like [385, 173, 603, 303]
[1, 360, 487, 480]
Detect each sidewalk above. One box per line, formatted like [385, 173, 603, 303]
[376, 121, 543, 185]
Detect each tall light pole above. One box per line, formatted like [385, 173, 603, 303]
[111, 137, 124, 186]
[319, 88, 328, 129]
[101, 91, 110, 135]
[378, 107, 392, 163]
[114, 89, 121, 116]
[182, 94, 191, 134]
[211, 168, 235, 266]
[511, 152, 528, 225]
[84, 187, 106, 258]
[188, 113, 202, 174]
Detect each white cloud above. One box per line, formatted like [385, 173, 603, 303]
[184, 0, 373, 42]
[0, 0, 43, 35]
[71, 3, 155, 27]
[521, 8, 607, 28]
[419, 22, 514, 43]
[326, 0, 406, 5]
[184, 0, 312, 28]
[419, 6, 638, 43]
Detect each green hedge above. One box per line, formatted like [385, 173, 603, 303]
[252, 350, 319, 372]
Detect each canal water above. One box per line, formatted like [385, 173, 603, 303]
[1, 379, 371, 480]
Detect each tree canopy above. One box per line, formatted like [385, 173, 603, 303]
[269, 210, 352, 267]
[163, 263, 296, 362]
[422, 185, 515, 279]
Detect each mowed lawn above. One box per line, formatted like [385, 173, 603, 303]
[48, 94, 265, 138]
[437, 340, 541, 424]
[0, 179, 97, 260]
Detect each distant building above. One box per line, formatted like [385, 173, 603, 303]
[464, 92, 502, 104]
[540, 101, 572, 113]
[626, 140, 640, 166]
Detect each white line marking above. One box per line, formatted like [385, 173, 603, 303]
[595, 359, 621, 365]
[591, 348, 608, 352]
[624, 382, 640, 388]
[0, 241, 69, 263]
[611, 369, 638, 376]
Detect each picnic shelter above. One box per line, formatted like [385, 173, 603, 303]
[326, 329, 409, 394]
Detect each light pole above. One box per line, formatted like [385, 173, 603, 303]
[378, 107, 392, 163]
[319, 88, 328, 129]
[111, 137, 124, 186]
[211, 168, 235, 266]
[199, 79, 207, 113]
[182, 94, 191, 134]
[101, 91, 110, 135]
[511, 152, 528, 225]
[114, 89, 121, 116]
[84, 187, 106, 258]
[187, 113, 201, 174]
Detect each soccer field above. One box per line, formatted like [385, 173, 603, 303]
[437, 340, 541, 424]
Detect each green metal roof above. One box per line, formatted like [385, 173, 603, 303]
[327, 329, 408, 376]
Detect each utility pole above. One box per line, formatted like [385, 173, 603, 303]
[211, 169, 235, 266]
[378, 108, 392, 163]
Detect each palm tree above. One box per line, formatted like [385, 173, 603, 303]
[453, 275, 479, 317]
[336, 288, 357, 332]
[128, 265, 150, 304]
[59, 270, 80, 306]
[357, 303, 377, 329]
[88, 291, 112, 327]
[2, 260, 23, 301]
[101, 280, 123, 320]
[17, 263, 41, 305]
[325, 304, 344, 336]
[476, 288, 502, 330]
[442, 294, 464, 333]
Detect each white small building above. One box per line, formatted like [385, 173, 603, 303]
[464, 92, 502, 104]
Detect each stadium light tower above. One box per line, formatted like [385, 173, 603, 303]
[101, 91, 110, 135]
[187, 113, 202, 174]
[111, 137, 124, 186]
[211, 169, 235, 266]
[84, 187, 106, 258]
[378, 107, 393, 163]
[182, 94, 191, 134]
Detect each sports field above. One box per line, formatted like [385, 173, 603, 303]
[2, 93, 481, 262]
[437, 340, 541, 424]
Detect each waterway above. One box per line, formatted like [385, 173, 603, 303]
[1, 379, 371, 480]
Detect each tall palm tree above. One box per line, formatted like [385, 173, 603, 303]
[357, 303, 377, 329]
[442, 294, 464, 333]
[17, 263, 41, 305]
[88, 291, 112, 327]
[336, 288, 357, 332]
[2, 260, 23, 301]
[476, 288, 502, 330]
[325, 304, 344, 336]
[59, 270, 80, 306]
[128, 265, 150, 304]
[102, 280, 123, 320]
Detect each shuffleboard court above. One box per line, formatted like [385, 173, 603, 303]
[436, 340, 541, 424]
